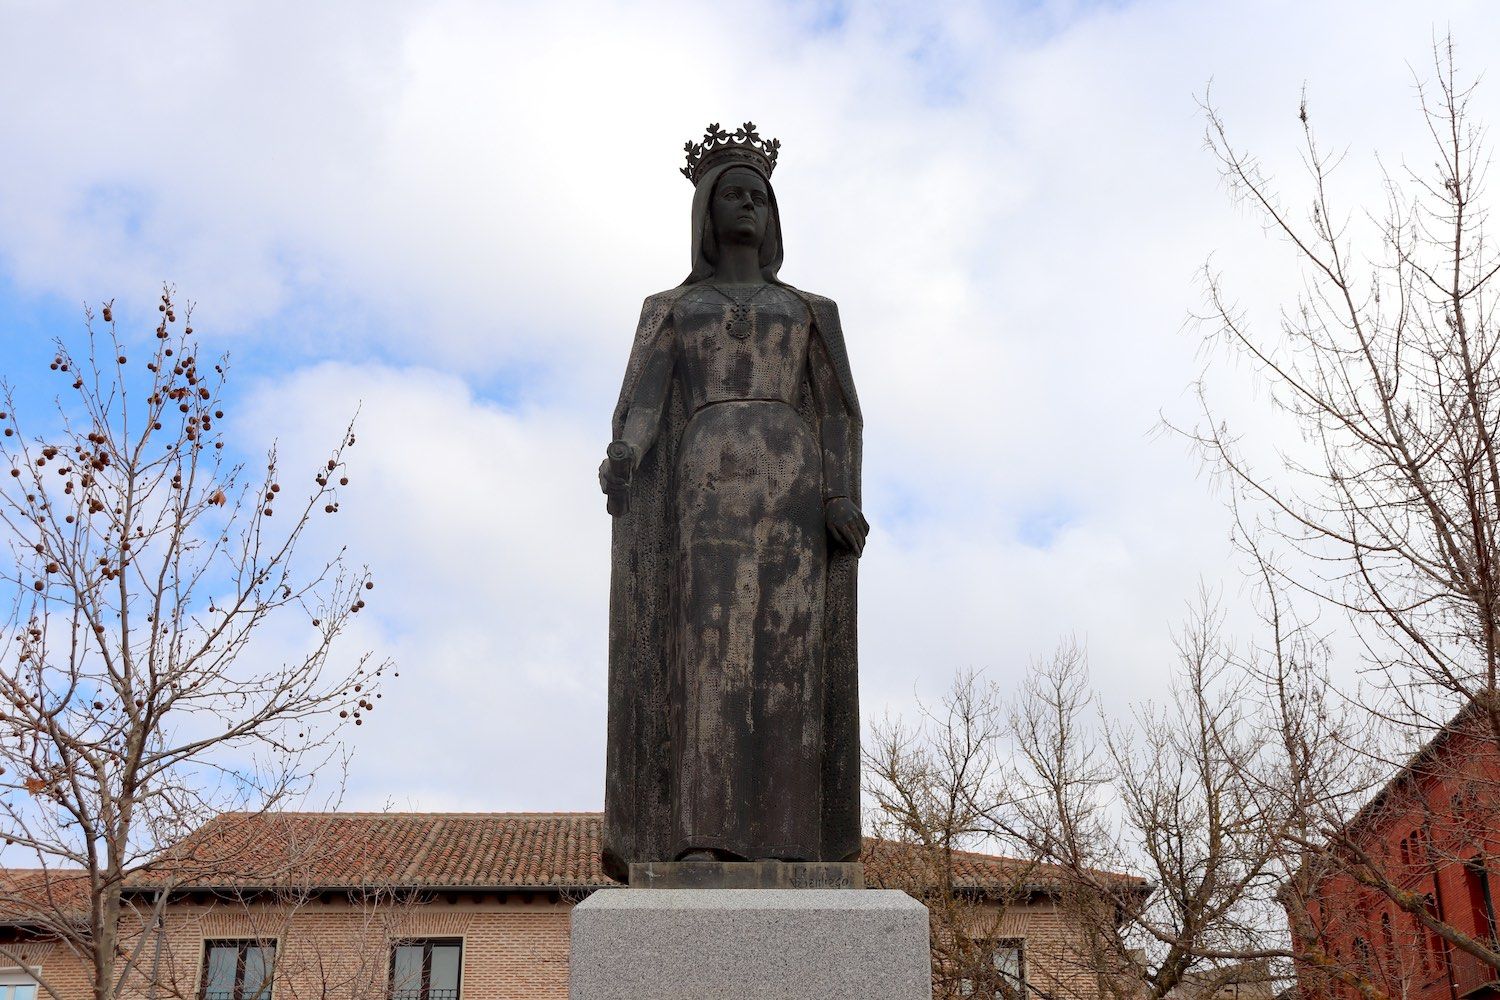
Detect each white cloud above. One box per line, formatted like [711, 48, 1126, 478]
[3, 0, 1500, 808]
[238, 362, 610, 809]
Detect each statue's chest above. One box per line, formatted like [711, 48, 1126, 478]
[678, 289, 816, 401]
[673, 291, 812, 403]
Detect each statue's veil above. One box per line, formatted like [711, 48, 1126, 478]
[683, 161, 784, 285]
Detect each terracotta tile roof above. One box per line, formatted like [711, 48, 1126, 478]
[143, 812, 1145, 894]
[0, 812, 1147, 907]
[861, 837, 1149, 894]
[0, 867, 91, 922]
[144, 811, 613, 890]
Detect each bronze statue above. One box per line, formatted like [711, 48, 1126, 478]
[598, 124, 868, 882]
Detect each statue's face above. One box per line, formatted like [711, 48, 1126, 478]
[710, 167, 769, 250]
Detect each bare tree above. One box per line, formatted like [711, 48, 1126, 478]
[865, 671, 1025, 1000]
[864, 601, 1368, 1000]
[1194, 38, 1500, 739]
[1002, 617, 1317, 1000]
[0, 287, 390, 1000]
[865, 649, 1176, 1000]
[871, 36, 1500, 1000]
[1183, 32, 1500, 996]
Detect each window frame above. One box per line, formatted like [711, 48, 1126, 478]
[991, 937, 1027, 999]
[0, 967, 40, 1000]
[389, 937, 464, 1000]
[199, 938, 276, 1000]
[1463, 856, 1498, 945]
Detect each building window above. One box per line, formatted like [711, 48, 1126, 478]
[1463, 858, 1498, 944]
[953, 941, 1025, 999]
[1353, 937, 1374, 981]
[391, 939, 462, 1000]
[0, 971, 37, 1000]
[993, 939, 1026, 997]
[1418, 896, 1438, 977]
[1379, 913, 1397, 977]
[200, 940, 275, 1000]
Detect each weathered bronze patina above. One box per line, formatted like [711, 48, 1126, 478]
[598, 124, 868, 883]
[629, 861, 864, 890]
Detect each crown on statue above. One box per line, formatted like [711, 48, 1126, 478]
[681, 122, 781, 186]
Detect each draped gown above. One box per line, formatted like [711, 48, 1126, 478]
[622, 281, 853, 861]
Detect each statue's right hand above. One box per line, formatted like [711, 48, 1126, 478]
[600, 442, 636, 516]
[599, 457, 629, 494]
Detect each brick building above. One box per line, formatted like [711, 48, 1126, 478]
[1297, 702, 1500, 1000]
[0, 812, 1147, 1000]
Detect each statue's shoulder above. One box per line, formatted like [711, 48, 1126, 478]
[634, 288, 689, 337]
[641, 287, 686, 308]
[782, 286, 841, 327]
[793, 288, 836, 308]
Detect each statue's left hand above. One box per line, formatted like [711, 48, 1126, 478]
[825, 498, 869, 556]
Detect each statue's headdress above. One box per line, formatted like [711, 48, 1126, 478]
[681, 122, 780, 186]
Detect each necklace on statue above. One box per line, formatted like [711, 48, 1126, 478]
[710, 283, 772, 339]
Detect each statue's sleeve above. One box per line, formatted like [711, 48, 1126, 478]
[618, 319, 677, 466]
[603, 290, 683, 879]
[611, 293, 678, 440]
[808, 328, 853, 501]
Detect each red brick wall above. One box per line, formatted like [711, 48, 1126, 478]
[1300, 723, 1500, 1000]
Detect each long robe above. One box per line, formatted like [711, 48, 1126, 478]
[601, 283, 862, 882]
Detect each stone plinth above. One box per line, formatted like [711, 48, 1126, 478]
[569, 888, 932, 1000]
[628, 860, 864, 889]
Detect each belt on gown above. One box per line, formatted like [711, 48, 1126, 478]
[689, 396, 797, 418]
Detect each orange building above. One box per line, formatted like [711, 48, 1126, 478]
[1297, 702, 1500, 1000]
[0, 812, 1146, 1000]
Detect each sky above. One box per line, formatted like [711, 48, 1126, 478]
[2, 0, 1498, 814]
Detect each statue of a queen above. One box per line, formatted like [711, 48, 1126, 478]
[597, 124, 868, 882]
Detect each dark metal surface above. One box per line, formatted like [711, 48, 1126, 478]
[628, 861, 865, 890]
[598, 143, 865, 882]
[681, 122, 781, 186]
[604, 440, 632, 516]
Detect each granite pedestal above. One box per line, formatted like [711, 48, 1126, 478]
[569, 888, 932, 1000]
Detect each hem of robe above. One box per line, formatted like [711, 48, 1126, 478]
[672, 834, 816, 863]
